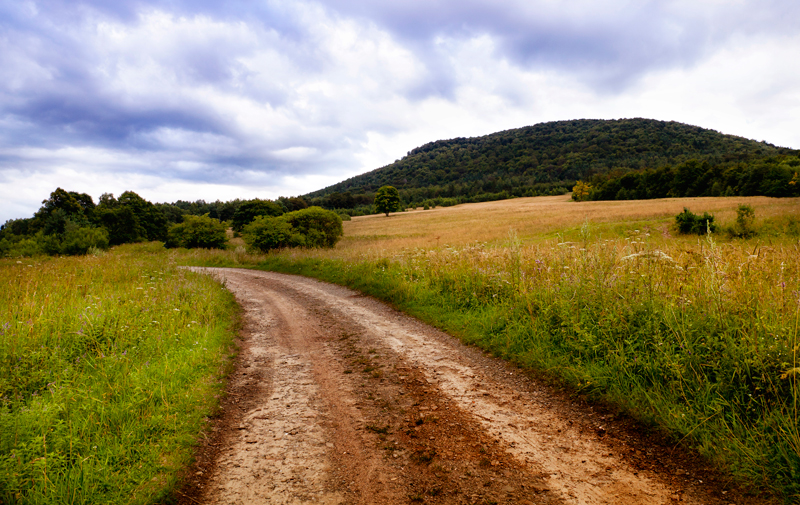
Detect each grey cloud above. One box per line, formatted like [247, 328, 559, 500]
[319, 0, 799, 89]
[1, 0, 798, 224]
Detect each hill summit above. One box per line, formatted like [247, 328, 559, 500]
[305, 118, 790, 208]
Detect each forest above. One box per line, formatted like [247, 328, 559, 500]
[574, 155, 800, 201]
[304, 118, 797, 211]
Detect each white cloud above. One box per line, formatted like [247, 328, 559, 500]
[1, 0, 799, 224]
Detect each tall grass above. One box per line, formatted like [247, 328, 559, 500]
[168, 195, 800, 499]
[200, 194, 799, 501]
[259, 232, 800, 498]
[0, 243, 238, 504]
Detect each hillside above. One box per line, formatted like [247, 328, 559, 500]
[305, 118, 793, 208]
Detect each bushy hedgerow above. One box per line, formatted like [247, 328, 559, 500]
[243, 207, 342, 251]
[165, 214, 227, 249]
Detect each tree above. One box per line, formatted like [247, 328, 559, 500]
[374, 186, 401, 216]
[232, 199, 284, 232]
[571, 181, 592, 201]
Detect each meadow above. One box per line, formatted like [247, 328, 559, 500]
[2, 193, 798, 503]
[0, 243, 238, 504]
[186, 194, 800, 500]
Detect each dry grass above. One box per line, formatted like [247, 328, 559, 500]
[337, 194, 800, 255]
[251, 194, 800, 498]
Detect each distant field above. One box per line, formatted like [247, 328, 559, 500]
[336, 194, 800, 253]
[245, 194, 800, 500]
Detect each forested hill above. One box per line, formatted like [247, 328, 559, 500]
[305, 118, 794, 207]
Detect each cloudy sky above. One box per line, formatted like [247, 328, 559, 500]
[1, 0, 799, 222]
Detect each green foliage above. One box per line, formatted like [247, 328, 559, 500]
[282, 207, 343, 248]
[59, 226, 110, 255]
[374, 185, 402, 216]
[243, 207, 342, 251]
[731, 204, 756, 238]
[588, 155, 800, 201]
[242, 216, 301, 251]
[231, 199, 284, 232]
[0, 246, 238, 504]
[675, 208, 717, 235]
[165, 214, 227, 249]
[306, 119, 794, 208]
[95, 191, 168, 246]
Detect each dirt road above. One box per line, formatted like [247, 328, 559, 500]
[179, 268, 771, 505]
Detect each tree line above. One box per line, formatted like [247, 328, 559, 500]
[573, 155, 800, 201]
[0, 189, 336, 257]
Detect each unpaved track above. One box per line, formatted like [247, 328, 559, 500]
[180, 268, 773, 505]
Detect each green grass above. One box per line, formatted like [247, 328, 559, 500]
[0, 243, 239, 504]
[226, 229, 800, 501]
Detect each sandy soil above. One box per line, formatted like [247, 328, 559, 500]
[177, 268, 776, 505]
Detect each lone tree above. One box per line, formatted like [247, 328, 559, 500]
[374, 185, 401, 216]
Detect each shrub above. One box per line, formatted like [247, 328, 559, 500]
[243, 207, 343, 252]
[571, 181, 593, 201]
[731, 204, 756, 238]
[242, 216, 302, 251]
[675, 207, 717, 235]
[0, 236, 43, 257]
[165, 214, 227, 249]
[282, 207, 343, 248]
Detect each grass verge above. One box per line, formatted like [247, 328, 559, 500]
[0, 243, 239, 504]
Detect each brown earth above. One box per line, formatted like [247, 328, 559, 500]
[176, 268, 778, 505]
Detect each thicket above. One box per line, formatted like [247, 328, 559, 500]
[0, 189, 162, 257]
[1, 189, 310, 257]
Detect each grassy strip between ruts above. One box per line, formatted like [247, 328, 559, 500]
[241, 233, 800, 502]
[0, 243, 239, 504]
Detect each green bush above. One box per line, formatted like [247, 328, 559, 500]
[730, 204, 756, 238]
[243, 207, 343, 252]
[283, 207, 343, 248]
[675, 207, 717, 234]
[165, 214, 227, 249]
[242, 216, 302, 251]
[0, 236, 43, 257]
